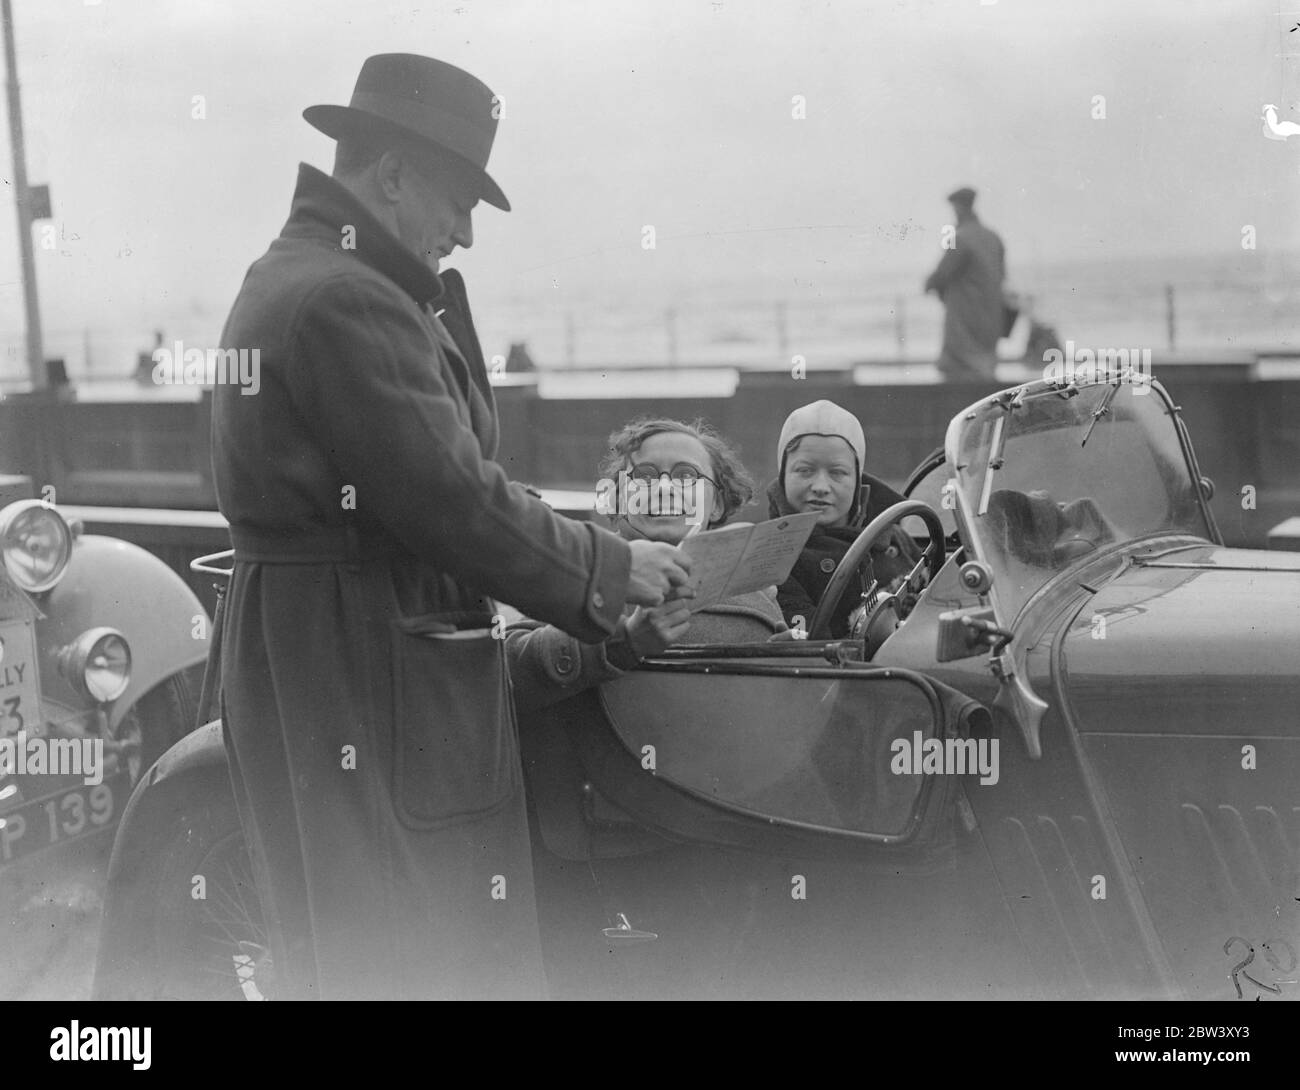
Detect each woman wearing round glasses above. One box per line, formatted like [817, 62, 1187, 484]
[506, 417, 786, 711]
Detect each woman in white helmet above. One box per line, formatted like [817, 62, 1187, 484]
[767, 400, 920, 638]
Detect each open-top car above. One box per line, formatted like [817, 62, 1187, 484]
[0, 495, 208, 876]
[93, 371, 1299, 1000]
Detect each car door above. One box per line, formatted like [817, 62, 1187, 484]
[521, 651, 989, 865]
[517, 653, 1035, 998]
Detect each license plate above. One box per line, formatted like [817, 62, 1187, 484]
[0, 620, 41, 738]
[0, 774, 125, 864]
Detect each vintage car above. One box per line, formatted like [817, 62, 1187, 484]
[0, 495, 208, 876]
[92, 371, 1300, 1001]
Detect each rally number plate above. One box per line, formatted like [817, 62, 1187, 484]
[0, 774, 125, 864]
[0, 620, 41, 738]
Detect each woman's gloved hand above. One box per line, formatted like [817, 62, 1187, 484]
[870, 526, 923, 591]
[625, 598, 693, 660]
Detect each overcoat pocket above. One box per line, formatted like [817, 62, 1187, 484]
[390, 610, 519, 829]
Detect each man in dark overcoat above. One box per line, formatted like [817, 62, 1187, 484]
[212, 53, 690, 999]
[924, 186, 1006, 381]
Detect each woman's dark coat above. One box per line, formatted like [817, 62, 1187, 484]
[506, 588, 786, 712]
[211, 164, 631, 999]
[767, 475, 920, 638]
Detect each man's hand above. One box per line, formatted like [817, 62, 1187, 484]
[626, 539, 692, 607]
[626, 600, 692, 659]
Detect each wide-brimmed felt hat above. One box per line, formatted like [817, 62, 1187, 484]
[304, 53, 510, 211]
[947, 186, 977, 208]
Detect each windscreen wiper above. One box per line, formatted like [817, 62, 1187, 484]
[1081, 382, 1120, 448]
[977, 413, 1007, 516]
[974, 388, 1026, 515]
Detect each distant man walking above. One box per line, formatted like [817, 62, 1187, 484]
[924, 187, 1005, 381]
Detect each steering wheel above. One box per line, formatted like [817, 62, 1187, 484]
[807, 500, 947, 640]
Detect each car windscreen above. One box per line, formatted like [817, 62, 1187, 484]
[952, 382, 1209, 620]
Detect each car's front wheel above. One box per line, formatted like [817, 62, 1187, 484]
[95, 777, 269, 1001]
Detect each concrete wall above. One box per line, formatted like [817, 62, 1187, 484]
[0, 390, 215, 510]
[0, 366, 1293, 550]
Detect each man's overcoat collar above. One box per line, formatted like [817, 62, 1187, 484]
[280, 162, 445, 307]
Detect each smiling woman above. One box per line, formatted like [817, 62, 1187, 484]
[505, 417, 787, 711]
[598, 418, 751, 542]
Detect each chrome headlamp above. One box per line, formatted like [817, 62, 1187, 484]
[0, 500, 72, 593]
[58, 627, 132, 703]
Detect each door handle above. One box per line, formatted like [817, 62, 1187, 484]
[602, 912, 658, 943]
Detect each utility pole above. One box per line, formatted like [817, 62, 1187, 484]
[2, 0, 45, 390]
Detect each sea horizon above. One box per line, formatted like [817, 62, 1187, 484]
[5, 246, 1296, 386]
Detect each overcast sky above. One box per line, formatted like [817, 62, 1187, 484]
[2, 0, 1296, 349]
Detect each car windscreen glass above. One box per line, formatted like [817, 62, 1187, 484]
[952, 382, 1208, 620]
[599, 670, 952, 841]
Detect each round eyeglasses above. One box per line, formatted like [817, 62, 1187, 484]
[627, 462, 720, 488]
